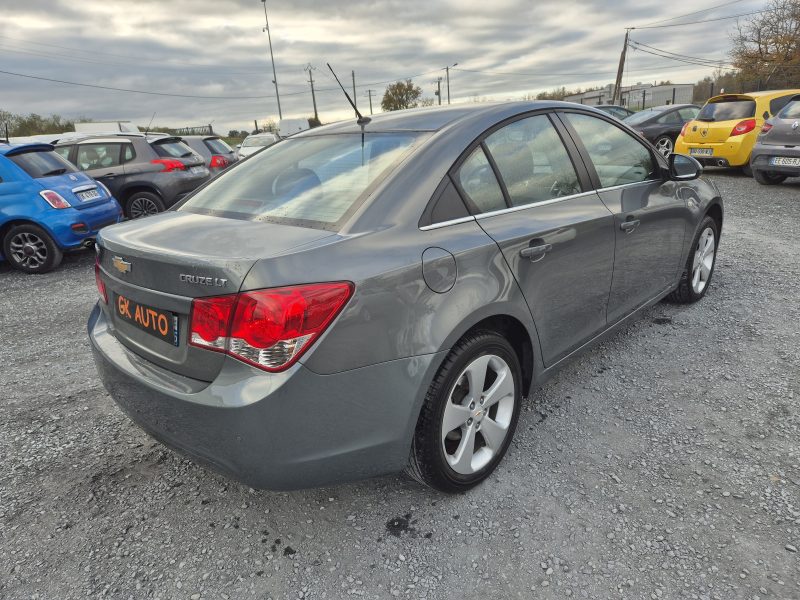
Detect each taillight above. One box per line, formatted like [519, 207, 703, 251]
[151, 158, 186, 172]
[189, 282, 353, 372]
[95, 258, 107, 304]
[680, 121, 691, 138]
[730, 119, 756, 137]
[39, 190, 70, 209]
[209, 155, 229, 168]
[760, 122, 773, 134]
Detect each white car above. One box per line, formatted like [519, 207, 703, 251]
[237, 133, 279, 159]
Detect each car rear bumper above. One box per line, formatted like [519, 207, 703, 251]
[153, 171, 210, 207]
[88, 303, 443, 490]
[53, 199, 123, 249]
[751, 144, 800, 176]
[675, 136, 753, 167]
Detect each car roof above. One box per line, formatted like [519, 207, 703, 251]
[0, 142, 55, 156]
[709, 89, 800, 101]
[181, 135, 221, 140]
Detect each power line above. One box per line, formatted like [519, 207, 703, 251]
[637, 0, 749, 27]
[629, 40, 731, 68]
[631, 9, 766, 29]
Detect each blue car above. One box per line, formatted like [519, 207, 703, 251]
[0, 142, 122, 273]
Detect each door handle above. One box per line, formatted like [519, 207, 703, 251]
[520, 243, 552, 261]
[620, 219, 640, 233]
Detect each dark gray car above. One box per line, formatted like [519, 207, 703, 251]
[56, 134, 210, 218]
[750, 95, 800, 185]
[180, 135, 238, 177]
[89, 102, 723, 492]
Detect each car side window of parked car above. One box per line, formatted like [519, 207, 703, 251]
[565, 113, 657, 189]
[122, 143, 136, 163]
[483, 114, 582, 207]
[76, 143, 122, 171]
[656, 111, 682, 125]
[54, 146, 72, 161]
[678, 107, 699, 121]
[455, 146, 507, 214]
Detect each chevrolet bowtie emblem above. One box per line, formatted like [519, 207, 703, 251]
[112, 256, 131, 274]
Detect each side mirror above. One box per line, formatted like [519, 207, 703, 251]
[669, 153, 703, 181]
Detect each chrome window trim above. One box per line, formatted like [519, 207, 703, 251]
[474, 190, 598, 220]
[594, 179, 661, 194]
[419, 215, 477, 231]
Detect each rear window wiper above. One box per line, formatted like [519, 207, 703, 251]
[41, 168, 67, 177]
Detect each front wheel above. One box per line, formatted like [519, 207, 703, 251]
[666, 215, 718, 304]
[653, 135, 674, 158]
[407, 331, 522, 493]
[2, 223, 63, 274]
[752, 169, 787, 185]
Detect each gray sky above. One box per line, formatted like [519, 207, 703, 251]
[0, 0, 764, 134]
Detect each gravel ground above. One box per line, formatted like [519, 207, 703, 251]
[1, 171, 799, 600]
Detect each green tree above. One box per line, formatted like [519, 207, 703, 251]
[381, 80, 423, 111]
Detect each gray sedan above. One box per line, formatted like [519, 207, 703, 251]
[750, 94, 800, 185]
[89, 102, 723, 492]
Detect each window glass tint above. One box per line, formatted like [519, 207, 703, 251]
[242, 135, 278, 148]
[778, 99, 800, 119]
[76, 143, 121, 170]
[456, 146, 506, 214]
[180, 132, 427, 229]
[697, 99, 755, 121]
[485, 114, 581, 206]
[678, 107, 699, 121]
[624, 108, 662, 125]
[770, 95, 797, 116]
[566, 113, 656, 188]
[656, 110, 682, 125]
[54, 146, 71, 161]
[152, 139, 195, 158]
[123, 144, 135, 162]
[204, 138, 233, 154]
[8, 149, 78, 178]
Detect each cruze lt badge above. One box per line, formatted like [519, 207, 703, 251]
[180, 274, 228, 287]
[112, 256, 131, 274]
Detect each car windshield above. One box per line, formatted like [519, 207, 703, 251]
[778, 98, 800, 119]
[242, 136, 277, 148]
[205, 138, 233, 154]
[623, 108, 665, 125]
[152, 139, 195, 158]
[179, 132, 428, 230]
[697, 99, 756, 122]
[8, 149, 78, 178]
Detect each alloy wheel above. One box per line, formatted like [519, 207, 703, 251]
[441, 354, 516, 475]
[691, 227, 715, 294]
[9, 232, 48, 269]
[655, 137, 674, 158]
[129, 197, 161, 219]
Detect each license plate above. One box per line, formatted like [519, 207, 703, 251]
[770, 156, 800, 167]
[190, 166, 208, 175]
[114, 294, 179, 346]
[689, 148, 713, 157]
[77, 188, 101, 202]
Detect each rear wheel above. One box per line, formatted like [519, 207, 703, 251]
[2, 223, 63, 274]
[740, 163, 753, 177]
[752, 169, 787, 185]
[666, 215, 718, 304]
[125, 191, 165, 219]
[653, 135, 674, 158]
[407, 331, 522, 493]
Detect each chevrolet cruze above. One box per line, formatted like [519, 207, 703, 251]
[90, 102, 723, 492]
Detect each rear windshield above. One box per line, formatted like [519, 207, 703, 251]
[151, 139, 195, 158]
[204, 138, 233, 154]
[179, 132, 428, 230]
[698, 99, 755, 122]
[623, 107, 665, 125]
[8, 149, 78, 178]
[242, 136, 277, 148]
[778, 99, 800, 119]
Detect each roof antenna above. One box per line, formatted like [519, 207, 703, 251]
[327, 63, 370, 125]
[144, 112, 156, 136]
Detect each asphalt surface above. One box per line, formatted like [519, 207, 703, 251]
[1, 171, 799, 600]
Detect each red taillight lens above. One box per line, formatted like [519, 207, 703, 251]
[209, 155, 229, 168]
[151, 158, 186, 172]
[39, 190, 70, 209]
[95, 259, 107, 304]
[680, 121, 691, 138]
[730, 119, 756, 137]
[760, 122, 773, 134]
[189, 282, 353, 372]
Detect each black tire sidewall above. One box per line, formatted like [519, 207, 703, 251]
[2, 224, 62, 274]
[125, 191, 164, 218]
[686, 216, 719, 302]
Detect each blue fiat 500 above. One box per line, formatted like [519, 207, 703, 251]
[0, 142, 122, 273]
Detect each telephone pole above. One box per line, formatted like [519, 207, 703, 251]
[445, 62, 457, 104]
[305, 64, 318, 122]
[365, 89, 375, 115]
[260, 0, 282, 119]
[351, 70, 358, 117]
[611, 29, 630, 106]
[436, 77, 442, 105]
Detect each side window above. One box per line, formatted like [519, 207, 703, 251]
[678, 107, 699, 121]
[565, 113, 657, 188]
[76, 143, 122, 171]
[656, 111, 682, 125]
[54, 146, 72, 161]
[122, 144, 135, 163]
[455, 146, 506, 214]
[484, 114, 581, 206]
[770, 95, 795, 117]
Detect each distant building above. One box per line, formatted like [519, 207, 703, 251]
[564, 82, 695, 109]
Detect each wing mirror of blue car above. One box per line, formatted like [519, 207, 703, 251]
[668, 153, 703, 181]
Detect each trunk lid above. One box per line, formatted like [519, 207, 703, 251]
[39, 172, 110, 209]
[683, 95, 757, 144]
[96, 211, 335, 381]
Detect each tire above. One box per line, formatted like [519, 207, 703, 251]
[665, 215, 718, 304]
[740, 163, 753, 177]
[2, 223, 63, 274]
[407, 330, 522, 493]
[653, 135, 674, 159]
[125, 191, 165, 219]
[752, 169, 787, 185]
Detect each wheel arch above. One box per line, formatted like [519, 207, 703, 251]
[705, 201, 723, 235]
[117, 183, 162, 202]
[0, 218, 59, 246]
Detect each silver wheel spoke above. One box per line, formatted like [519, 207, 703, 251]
[464, 355, 492, 399]
[480, 417, 507, 451]
[441, 402, 472, 438]
[449, 424, 476, 473]
[483, 367, 513, 408]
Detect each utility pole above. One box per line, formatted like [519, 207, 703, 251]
[351, 71, 358, 117]
[261, 0, 282, 119]
[445, 62, 457, 104]
[612, 29, 630, 105]
[436, 77, 442, 105]
[305, 64, 318, 122]
[365, 89, 375, 115]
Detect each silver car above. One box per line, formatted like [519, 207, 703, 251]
[750, 94, 800, 185]
[89, 102, 723, 492]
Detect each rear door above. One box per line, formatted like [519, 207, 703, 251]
[458, 112, 616, 367]
[75, 142, 124, 195]
[559, 111, 687, 323]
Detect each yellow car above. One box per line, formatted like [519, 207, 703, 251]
[675, 89, 800, 174]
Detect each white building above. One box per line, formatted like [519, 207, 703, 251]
[564, 83, 695, 109]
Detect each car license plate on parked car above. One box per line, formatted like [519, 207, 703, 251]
[114, 294, 179, 346]
[190, 166, 208, 176]
[689, 148, 713, 157]
[770, 156, 800, 167]
[77, 188, 101, 202]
